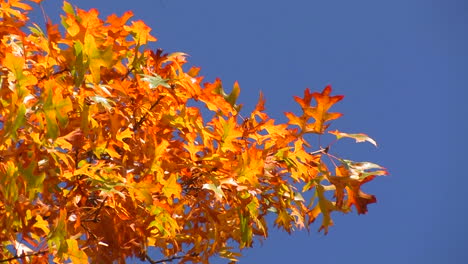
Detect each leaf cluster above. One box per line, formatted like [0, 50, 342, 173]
[0, 1, 387, 263]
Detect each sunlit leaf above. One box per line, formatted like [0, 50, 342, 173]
[329, 130, 378, 147]
[140, 73, 171, 89]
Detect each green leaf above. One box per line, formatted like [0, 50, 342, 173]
[6, 104, 26, 139]
[48, 209, 68, 255]
[226, 81, 240, 107]
[29, 23, 45, 36]
[21, 162, 45, 200]
[55, 97, 73, 126]
[219, 247, 242, 262]
[238, 210, 252, 248]
[140, 73, 171, 89]
[84, 34, 113, 83]
[44, 110, 58, 139]
[63, 1, 76, 16]
[73, 41, 86, 87]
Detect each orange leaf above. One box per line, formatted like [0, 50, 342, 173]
[330, 165, 377, 214]
[345, 175, 377, 214]
[124, 20, 157, 45]
[305, 85, 343, 133]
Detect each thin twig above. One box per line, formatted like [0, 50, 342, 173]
[133, 95, 165, 131]
[82, 197, 108, 223]
[38, 68, 70, 82]
[145, 253, 197, 264]
[310, 146, 329, 155]
[0, 250, 48, 263]
[121, 66, 135, 81]
[80, 223, 98, 240]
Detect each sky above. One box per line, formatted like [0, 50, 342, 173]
[31, 0, 468, 263]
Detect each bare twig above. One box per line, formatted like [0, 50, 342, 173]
[144, 253, 198, 264]
[0, 250, 48, 263]
[133, 95, 165, 131]
[121, 66, 135, 81]
[38, 68, 70, 82]
[310, 146, 329, 155]
[82, 196, 109, 223]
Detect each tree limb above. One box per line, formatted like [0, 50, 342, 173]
[0, 250, 48, 263]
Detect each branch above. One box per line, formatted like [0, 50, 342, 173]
[82, 196, 108, 223]
[144, 253, 198, 264]
[133, 95, 165, 131]
[0, 250, 48, 263]
[310, 146, 329, 155]
[38, 68, 70, 82]
[121, 66, 135, 81]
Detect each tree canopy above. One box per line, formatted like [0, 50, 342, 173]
[0, 1, 387, 263]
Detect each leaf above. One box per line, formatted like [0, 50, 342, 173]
[33, 215, 50, 235]
[3, 53, 24, 80]
[62, 1, 75, 16]
[329, 165, 379, 214]
[5, 104, 26, 139]
[306, 86, 343, 133]
[289, 86, 343, 134]
[202, 183, 225, 202]
[47, 209, 68, 255]
[346, 177, 377, 215]
[238, 210, 253, 247]
[316, 185, 335, 234]
[329, 130, 378, 147]
[42, 81, 73, 138]
[340, 159, 388, 180]
[21, 162, 45, 199]
[66, 239, 88, 264]
[89, 95, 114, 111]
[84, 34, 113, 83]
[140, 73, 171, 89]
[210, 116, 243, 152]
[162, 173, 182, 200]
[3, 53, 37, 94]
[124, 20, 157, 45]
[219, 247, 242, 262]
[226, 81, 241, 108]
[73, 41, 86, 86]
[274, 209, 293, 233]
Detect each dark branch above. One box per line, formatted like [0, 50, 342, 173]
[144, 253, 197, 264]
[82, 196, 108, 223]
[133, 95, 165, 131]
[0, 250, 48, 263]
[38, 68, 70, 82]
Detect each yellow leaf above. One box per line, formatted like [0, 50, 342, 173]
[124, 20, 157, 45]
[162, 173, 181, 200]
[84, 34, 113, 83]
[55, 137, 73, 151]
[66, 239, 88, 264]
[33, 215, 50, 235]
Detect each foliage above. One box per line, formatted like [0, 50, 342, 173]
[0, 1, 387, 263]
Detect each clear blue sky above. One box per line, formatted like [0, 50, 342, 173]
[34, 0, 467, 263]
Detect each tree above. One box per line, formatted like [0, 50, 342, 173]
[0, 1, 387, 263]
